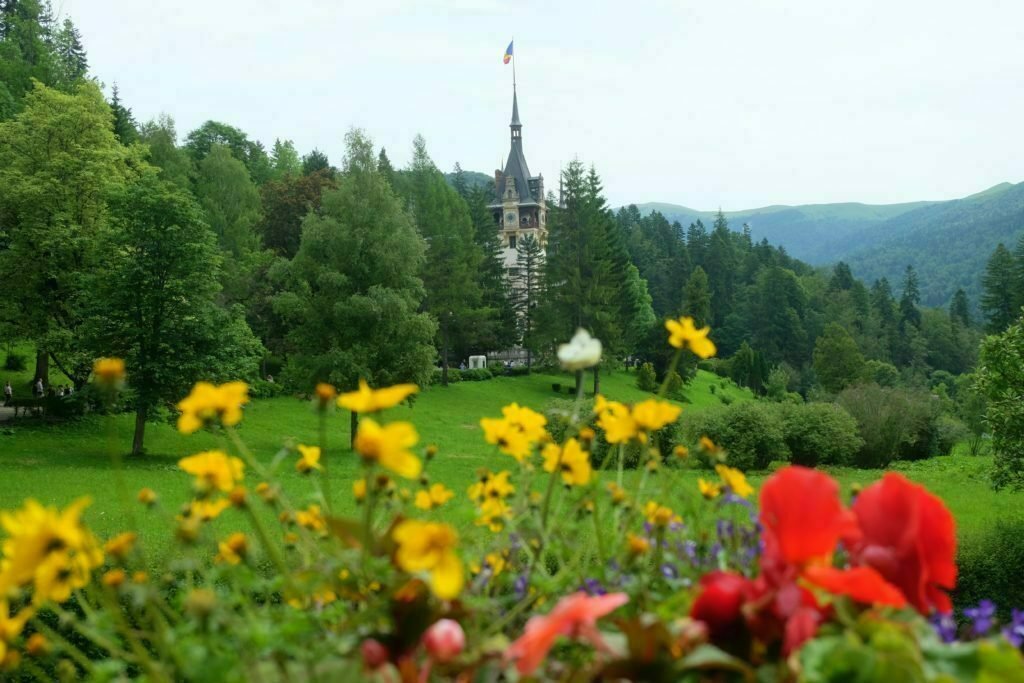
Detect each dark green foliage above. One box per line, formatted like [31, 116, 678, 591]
[84, 173, 262, 454]
[779, 402, 863, 467]
[682, 401, 787, 470]
[836, 383, 940, 468]
[664, 370, 684, 399]
[981, 243, 1020, 333]
[511, 233, 545, 368]
[955, 519, 1024, 619]
[108, 84, 137, 144]
[274, 130, 436, 394]
[3, 352, 26, 371]
[138, 115, 191, 189]
[861, 359, 900, 387]
[257, 169, 335, 258]
[956, 373, 987, 455]
[813, 323, 865, 393]
[636, 362, 657, 392]
[730, 342, 768, 394]
[978, 315, 1024, 489]
[950, 288, 971, 328]
[681, 266, 711, 328]
[184, 120, 272, 184]
[302, 148, 331, 177]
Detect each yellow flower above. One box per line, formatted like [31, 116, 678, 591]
[338, 379, 418, 413]
[643, 501, 678, 527]
[698, 478, 722, 500]
[229, 485, 248, 508]
[501, 403, 548, 442]
[542, 438, 592, 486]
[674, 445, 690, 459]
[475, 498, 511, 532]
[665, 316, 716, 358]
[178, 450, 245, 493]
[185, 498, 231, 522]
[480, 417, 532, 462]
[24, 632, 49, 658]
[176, 381, 249, 433]
[103, 532, 137, 561]
[354, 418, 421, 479]
[715, 464, 754, 499]
[607, 482, 628, 505]
[353, 478, 367, 502]
[596, 400, 639, 444]
[0, 601, 32, 664]
[295, 445, 322, 474]
[632, 399, 682, 432]
[137, 487, 158, 506]
[131, 571, 148, 584]
[92, 357, 125, 385]
[699, 436, 720, 454]
[295, 505, 325, 533]
[0, 498, 103, 605]
[215, 532, 248, 565]
[415, 483, 455, 510]
[393, 520, 463, 600]
[467, 470, 515, 502]
[627, 533, 650, 555]
[314, 382, 337, 404]
[102, 568, 126, 588]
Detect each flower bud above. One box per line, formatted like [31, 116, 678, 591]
[25, 633, 50, 658]
[423, 619, 465, 663]
[689, 571, 750, 641]
[360, 638, 389, 670]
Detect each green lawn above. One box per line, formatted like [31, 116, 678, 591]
[0, 366, 1017, 562]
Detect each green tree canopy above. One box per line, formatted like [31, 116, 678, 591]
[813, 322, 865, 393]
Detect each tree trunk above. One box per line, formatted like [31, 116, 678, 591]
[527, 347, 532, 374]
[132, 405, 147, 456]
[575, 370, 583, 400]
[350, 410, 358, 449]
[33, 350, 48, 388]
[593, 365, 600, 396]
[441, 332, 449, 387]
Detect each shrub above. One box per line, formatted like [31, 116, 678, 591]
[636, 362, 657, 392]
[552, 383, 562, 393]
[932, 414, 969, 457]
[681, 402, 788, 470]
[955, 519, 1024, 620]
[837, 383, 934, 468]
[779, 402, 863, 467]
[3, 352, 26, 371]
[665, 370, 684, 398]
[718, 393, 733, 405]
[506, 365, 530, 377]
[446, 368, 463, 383]
[461, 368, 493, 382]
[488, 360, 506, 373]
[978, 318, 1024, 490]
[249, 379, 284, 399]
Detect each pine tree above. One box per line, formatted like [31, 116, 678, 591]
[681, 266, 711, 328]
[949, 288, 971, 328]
[53, 16, 86, 85]
[109, 83, 137, 144]
[275, 129, 436, 443]
[270, 138, 301, 178]
[982, 243, 1020, 333]
[899, 265, 921, 329]
[813, 323, 865, 393]
[450, 162, 468, 197]
[377, 147, 395, 187]
[511, 234, 545, 371]
[301, 148, 330, 176]
[686, 219, 709, 267]
[463, 185, 516, 351]
[704, 211, 737, 327]
[1014, 235, 1024, 314]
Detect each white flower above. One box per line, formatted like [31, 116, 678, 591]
[557, 328, 602, 371]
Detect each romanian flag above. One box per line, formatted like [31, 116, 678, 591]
[503, 40, 513, 64]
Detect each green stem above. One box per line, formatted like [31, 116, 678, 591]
[319, 411, 332, 514]
[539, 451, 563, 531]
[31, 617, 96, 674]
[244, 505, 290, 578]
[616, 443, 626, 488]
[657, 349, 683, 399]
[592, 500, 606, 567]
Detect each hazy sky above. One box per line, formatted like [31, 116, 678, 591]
[63, 0, 1024, 209]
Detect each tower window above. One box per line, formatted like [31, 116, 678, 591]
[509, 235, 517, 249]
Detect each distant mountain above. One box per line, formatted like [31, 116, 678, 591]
[630, 182, 1024, 308]
[444, 170, 494, 197]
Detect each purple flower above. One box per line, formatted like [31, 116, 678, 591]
[513, 573, 528, 600]
[931, 612, 957, 643]
[660, 563, 678, 580]
[965, 600, 997, 636]
[716, 519, 734, 541]
[581, 578, 607, 596]
[1003, 609, 1024, 648]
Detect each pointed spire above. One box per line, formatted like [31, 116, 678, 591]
[511, 85, 521, 128]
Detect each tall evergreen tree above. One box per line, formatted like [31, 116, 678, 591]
[899, 265, 922, 329]
[377, 147, 395, 187]
[949, 288, 972, 328]
[462, 184, 516, 351]
[511, 233, 545, 370]
[275, 130, 436, 442]
[0, 0, 58, 117]
[686, 219, 709, 267]
[681, 266, 711, 328]
[704, 211, 737, 327]
[403, 136, 486, 385]
[269, 138, 301, 179]
[109, 84, 137, 144]
[301, 148, 330, 176]
[52, 16, 86, 85]
[981, 243, 1019, 333]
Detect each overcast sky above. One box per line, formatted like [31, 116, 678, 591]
[62, 0, 1023, 209]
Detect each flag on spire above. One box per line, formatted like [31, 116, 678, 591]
[503, 40, 513, 64]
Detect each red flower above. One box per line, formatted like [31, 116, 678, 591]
[847, 473, 957, 614]
[783, 606, 821, 655]
[423, 619, 465, 663]
[802, 565, 907, 608]
[690, 571, 752, 641]
[759, 467, 859, 568]
[506, 592, 628, 675]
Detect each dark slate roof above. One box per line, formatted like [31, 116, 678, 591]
[503, 87, 533, 202]
[511, 87, 521, 127]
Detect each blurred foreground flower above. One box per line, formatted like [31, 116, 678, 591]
[393, 519, 463, 599]
[176, 381, 250, 433]
[92, 357, 125, 386]
[557, 328, 602, 371]
[665, 316, 716, 358]
[354, 418, 421, 478]
[338, 379, 417, 413]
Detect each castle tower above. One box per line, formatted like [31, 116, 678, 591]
[489, 85, 547, 267]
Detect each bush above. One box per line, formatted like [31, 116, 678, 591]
[488, 360, 506, 373]
[955, 519, 1024, 620]
[860, 360, 900, 388]
[636, 362, 657, 392]
[3, 352, 26, 371]
[665, 370, 684, 398]
[552, 383, 562, 393]
[446, 368, 463, 383]
[837, 383, 935, 468]
[506, 365, 530, 377]
[698, 358, 729, 377]
[461, 368, 493, 382]
[932, 414, 969, 457]
[249, 379, 285, 399]
[681, 401, 788, 470]
[779, 402, 863, 467]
